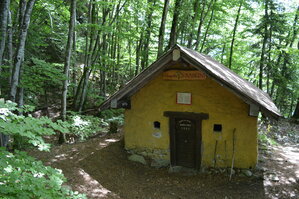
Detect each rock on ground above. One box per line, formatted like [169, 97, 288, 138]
[128, 154, 147, 165]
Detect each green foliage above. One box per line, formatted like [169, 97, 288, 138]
[59, 110, 124, 139]
[0, 97, 120, 145]
[21, 58, 65, 94]
[258, 123, 278, 146]
[1, 0, 298, 118]
[0, 148, 87, 199]
[99, 109, 124, 121]
[0, 100, 87, 198]
[106, 115, 124, 127]
[106, 115, 124, 134]
[66, 112, 105, 141]
[258, 133, 278, 146]
[0, 100, 69, 151]
[84, 90, 106, 109]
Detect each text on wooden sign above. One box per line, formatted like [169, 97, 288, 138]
[163, 70, 206, 80]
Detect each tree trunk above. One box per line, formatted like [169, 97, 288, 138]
[17, 86, 24, 108]
[259, 0, 269, 90]
[293, 98, 299, 119]
[141, 0, 156, 70]
[194, 0, 213, 50]
[187, 0, 200, 48]
[157, 0, 170, 57]
[61, 0, 76, 122]
[194, 0, 207, 50]
[100, 70, 106, 96]
[98, 30, 108, 98]
[135, 35, 142, 75]
[44, 89, 50, 117]
[199, 0, 217, 53]
[289, 6, 299, 48]
[228, 1, 242, 69]
[128, 39, 132, 77]
[168, 0, 182, 49]
[293, 11, 299, 119]
[0, 0, 10, 70]
[9, 0, 36, 102]
[220, 43, 226, 64]
[73, 0, 98, 110]
[116, 42, 121, 84]
[18, 0, 26, 26]
[7, 10, 13, 72]
[0, 0, 10, 148]
[78, 68, 91, 112]
[72, 30, 77, 97]
[266, 12, 273, 94]
[73, 72, 83, 109]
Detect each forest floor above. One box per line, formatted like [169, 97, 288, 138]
[29, 122, 299, 199]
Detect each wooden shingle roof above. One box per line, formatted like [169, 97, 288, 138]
[99, 44, 281, 118]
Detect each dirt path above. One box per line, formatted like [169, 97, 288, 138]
[29, 134, 298, 199]
[260, 144, 299, 199]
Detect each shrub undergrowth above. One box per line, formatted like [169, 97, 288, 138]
[0, 100, 87, 198]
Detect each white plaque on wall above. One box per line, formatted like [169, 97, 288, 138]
[176, 92, 192, 105]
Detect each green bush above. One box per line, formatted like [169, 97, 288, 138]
[0, 100, 87, 198]
[107, 115, 124, 134]
[106, 116, 124, 126]
[21, 58, 65, 94]
[66, 112, 105, 141]
[258, 123, 278, 146]
[99, 109, 124, 120]
[0, 100, 69, 151]
[0, 148, 86, 199]
[258, 133, 277, 146]
[64, 111, 124, 139]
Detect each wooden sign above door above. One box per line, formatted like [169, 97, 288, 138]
[163, 70, 206, 80]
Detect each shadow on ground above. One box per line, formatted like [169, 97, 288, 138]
[30, 133, 299, 199]
[80, 140, 265, 199]
[260, 144, 299, 199]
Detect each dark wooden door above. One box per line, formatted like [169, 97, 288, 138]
[175, 118, 196, 168]
[164, 111, 209, 169]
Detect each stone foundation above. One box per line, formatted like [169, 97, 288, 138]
[126, 147, 170, 167]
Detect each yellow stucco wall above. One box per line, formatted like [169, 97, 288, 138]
[124, 67, 257, 169]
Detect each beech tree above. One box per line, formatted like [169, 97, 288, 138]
[61, 0, 76, 122]
[157, 0, 170, 57]
[168, 0, 182, 49]
[10, 0, 36, 102]
[228, 0, 243, 69]
[0, 0, 10, 70]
